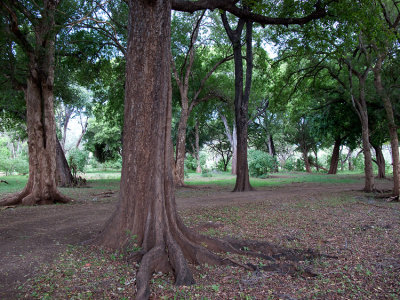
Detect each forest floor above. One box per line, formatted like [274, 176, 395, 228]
[0, 175, 399, 299]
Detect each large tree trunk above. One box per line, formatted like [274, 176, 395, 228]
[328, 137, 342, 174]
[0, 2, 70, 206]
[56, 137, 74, 187]
[372, 144, 386, 179]
[374, 55, 399, 196]
[95, 3, 282, 298]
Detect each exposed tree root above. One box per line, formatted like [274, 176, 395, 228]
[0, 187, 71, 206]
[117, 220, 336, 300]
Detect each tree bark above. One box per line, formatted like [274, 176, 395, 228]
[303, 148, 312, 173]
[328, 137, 342, 174]
[0, 1, 70, 206]
[361, 120, 375, 192]
[268, 135, 278, 172]
[348, 150, 354, 171]
[221, 13, 253, 191]
[75, 114, 88, 149]
[231, 125, 237, 175]
[174, 107, 188, 186]
[372, 144, 386, 179]
[346, 60, 374, 192]
[221, 114, 237, 174]
[56, 137, 74, 187]
[195, 121, 202, 173]
[373, 55, 399, 196]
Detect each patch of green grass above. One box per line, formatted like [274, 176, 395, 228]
[0, 175, 28, 196]
[185, 172, 361, 188]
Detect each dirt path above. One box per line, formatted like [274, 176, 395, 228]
[0, 180, 394, 299]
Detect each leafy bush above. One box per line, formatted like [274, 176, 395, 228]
[248, 150, 277, 177]
[184, 155, 197, 171]
[295, 158, 305, 172]
[201, 168, 212, 177]
[184, 153, 207, 172]
[352, 154, 364, 171]
[215, 159, 228, 172]
[68, 149, 89, 178]
[12, 157, 29, 174]
[283, 157, 296, 171]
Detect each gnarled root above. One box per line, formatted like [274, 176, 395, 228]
[126, 221, 336, 300]
[0, 188, 71, 206]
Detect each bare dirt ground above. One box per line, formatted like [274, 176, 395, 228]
[0, 179, 398, 299]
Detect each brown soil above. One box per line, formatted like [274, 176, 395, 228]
[0, 180, 396, 299]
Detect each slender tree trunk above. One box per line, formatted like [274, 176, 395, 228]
[221, 13, 253, 191]
[373, 56, 399, 196]
[328, 137, 342, 174]
[75, 116, 88, 149]
[61, 106, 73, 151]
[313, 149, 319, 172]
[346, 61, 374, 192]
[348, 150, 354, 171]
[372, 144, 386, 179]
[221, 114, 237, 175]
[361, 120, 375, 192]
[195, 121, 202, 173]
[56, 137, 74, 187]
[303, 148, 312, 173]
[174, 107, 188, 186]
[268, 134, 278, 172]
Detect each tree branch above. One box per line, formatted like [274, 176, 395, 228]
[172, 0, 327, 26]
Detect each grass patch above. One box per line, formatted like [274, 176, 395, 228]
[0, 175, 28, 195]
[185, 172, 362, 188]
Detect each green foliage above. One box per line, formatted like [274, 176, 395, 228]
[84, 118, 121, 163]
[0, 135, 28, 175]
[283, 157, 304, 172]
[352, 154, 365, 172]
[184, 153, 207, 171]
[248, 149, 278, 177]
[215, 159, 231, 172]
[201, 169, 213, 177]
[68, 149, 89, 178]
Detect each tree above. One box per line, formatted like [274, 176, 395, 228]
[221, 12, 254, 191]
[0, 0, 76, 205]
[171, 11, 233, 186]
[370, 0, 400, 196]
[93, 1, 329, 298]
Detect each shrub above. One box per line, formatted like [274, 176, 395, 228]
[184, 152, 207, 172]
[184, 155, 197, 171]
[201, 168, 212, 177]
[295, 158, 305, 172]
[248, 150, 277, 177]
[352, 154, 364, 171]
[215, 159, 229, 172]
[12, 157, 29, 174]
[283, 157, 296, 171]
[68, 149, 89, 178]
